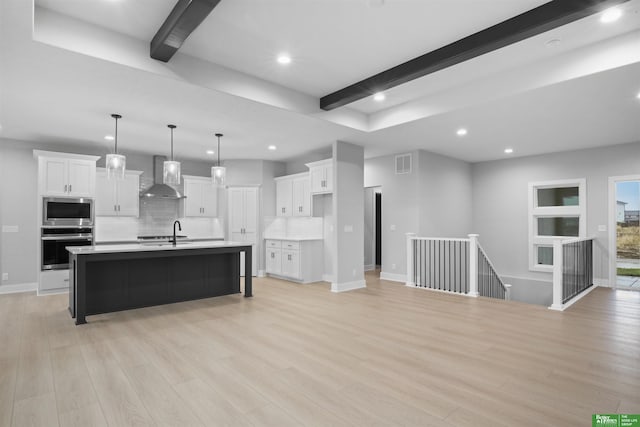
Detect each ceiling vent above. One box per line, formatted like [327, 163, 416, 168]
[395, 153, 412, 175]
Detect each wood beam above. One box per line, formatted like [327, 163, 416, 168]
[150, 0, 222, 62]
[320, 0, 631, 110]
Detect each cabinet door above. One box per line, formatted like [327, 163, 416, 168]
[228, 187, 245, 233]
[309, 167, 324, 194]
[266, 248, 281, 275]
[282, 249, 300, 279]
[243, 187, 258, 234]
[184, 180, 203, 217]
[322, 164, 333, 192]
[276, 179, 292, 216]
[41, 158, 67, 196]
[67, 160, 94, 197]
[94, 171, 117, 216]
[292, 177, 311, 216]
[201, 184, 217, 217]
[116, 173, 140, 217]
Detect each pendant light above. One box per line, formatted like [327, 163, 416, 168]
[106, 114, 126, 179]
[211, 133, 226, 187]
[163, 124, 181, 185]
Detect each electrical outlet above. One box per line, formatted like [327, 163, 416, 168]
[392, 264, 396, 270]
[2, 273, 8, 281]
[390, 224, 396, 231]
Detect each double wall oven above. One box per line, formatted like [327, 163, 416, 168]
[41, 197, 94, 270]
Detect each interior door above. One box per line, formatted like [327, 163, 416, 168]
[615, 179, 640, 289]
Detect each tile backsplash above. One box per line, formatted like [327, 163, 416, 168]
[95, 198, 225, 242]
[138, 198, 179, 236]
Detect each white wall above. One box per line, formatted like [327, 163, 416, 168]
[472, 141, 640, 286]
[332, 141, 365, 291]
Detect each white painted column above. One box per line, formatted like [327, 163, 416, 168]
[468, 234, 479, 297]
[550, 239, 564, 310]
[406, 232, 416, 286]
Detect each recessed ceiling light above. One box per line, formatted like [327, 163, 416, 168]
[600, 7, 622, 23]
[504, 148, 514, 154]
[104, 135, 114, 141]
[373, 92, 385, 102]
[206, 150, 215, 155]
[268, 145, 277, 151]
[277, 54, 291, 65]
[636, 91, 640, 99]
[456, 128, 468, 136]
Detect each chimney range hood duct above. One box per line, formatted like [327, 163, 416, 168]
[140, 155, 185, 199]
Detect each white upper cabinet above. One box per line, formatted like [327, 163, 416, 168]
[95, 168, 141, 217]
[36, 151, 99, 197]
[275, 173, 310, 217]
[306, 159, 333, 194]
[183, 175, 218, 217]
[228, 186, 258, 276]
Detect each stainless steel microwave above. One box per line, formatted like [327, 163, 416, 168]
[43, 197, 94, 226]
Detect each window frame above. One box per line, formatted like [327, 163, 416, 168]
[528, 179, 586, 272]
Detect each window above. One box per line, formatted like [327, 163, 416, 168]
[528, 179, 586, 271]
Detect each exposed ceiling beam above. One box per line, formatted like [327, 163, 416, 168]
[320, 0, 631, 111]
[150, 0, 222, 62]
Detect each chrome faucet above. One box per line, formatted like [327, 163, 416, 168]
[171, 220, 182, 246]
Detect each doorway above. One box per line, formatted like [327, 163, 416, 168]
[609, 176, 640, 290]
[364, 187, 382, 276]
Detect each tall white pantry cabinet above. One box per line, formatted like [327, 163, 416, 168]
[228, 186, 258, 276]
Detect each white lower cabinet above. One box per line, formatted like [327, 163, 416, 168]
[39, 269, 70, 293]
[265, 239, 323, 283]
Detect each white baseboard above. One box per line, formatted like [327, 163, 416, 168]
[548, 284, 599, 311]
[258, 270, 266, 278]
[0, 282, 37, 295]
[322, 274, 334, 283]
[364, 264, 375, 272]
[37, 288, 69, 296]
[331, 279, 366, 293]
[593, 278, 610, 287]
[379, 272, 406, 283]
[405, 282, 476, 297]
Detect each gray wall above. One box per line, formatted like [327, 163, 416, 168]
[364, 151, 419, 277]
[364, 149, 472, 279]
[472, 141, 640, 286]
[332, 141, 365, 288]
[284, 148, 333, 175]
[418, 150, 473, 238]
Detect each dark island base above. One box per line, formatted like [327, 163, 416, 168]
[69, 245, 252, 325]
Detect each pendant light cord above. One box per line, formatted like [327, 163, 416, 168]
[111, 113, 122, 155]
[215, 133, 223, 167]
[168, 124, 177, 161]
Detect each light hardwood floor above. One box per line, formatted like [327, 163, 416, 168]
[1, 272, 639, 426]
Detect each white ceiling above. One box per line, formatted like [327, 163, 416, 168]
[1, 0, 639, 164]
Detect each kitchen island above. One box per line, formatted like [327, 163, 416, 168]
[67, 241, 252, 325]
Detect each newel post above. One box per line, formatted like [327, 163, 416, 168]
[468, 234, 479, 297]
[550, 239, 564, 311]
[406, 233, 416, 286]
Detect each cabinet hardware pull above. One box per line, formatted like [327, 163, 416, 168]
[114, 204, 117, 212]
[64, 184, 68, 193]
[69, 184, 72, 192]
[118, 205, 120, 211]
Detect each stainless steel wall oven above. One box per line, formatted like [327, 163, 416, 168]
[41, 227, 93, 270]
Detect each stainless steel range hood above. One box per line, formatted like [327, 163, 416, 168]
[140, 155, 185, 199]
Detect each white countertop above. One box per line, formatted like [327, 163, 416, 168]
[95, 237, 224, 245]
[263, 236, 323, 241]
[67, 240, 250, 255]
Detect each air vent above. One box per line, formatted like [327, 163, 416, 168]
[395, 153, 412, 174]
